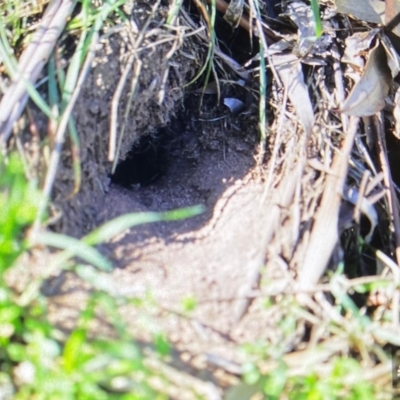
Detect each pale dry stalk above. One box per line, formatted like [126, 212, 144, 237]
[0, 0, 76, 143]
[296, 116, 360, 291]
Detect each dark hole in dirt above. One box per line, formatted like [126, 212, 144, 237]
[93, 1, 268, 254]
[110, 88, 256, 189]
[96, 95, 260, 264]
[214, 20, 258, 65]
[110, 131, 170, 187]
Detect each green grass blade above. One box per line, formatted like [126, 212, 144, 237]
[310, 0, 323, 38]
[62, 32, 87, 106]
[167, 0, 184, 25]
[63, 328, 86, 373]
[33, 206, 204, 273]
[184, 0, 217, 96]
[67, 117, 82, 196]
[75, 264, 116, 293]
[83, 205, 205, 246]
[37, 231, 113, 271]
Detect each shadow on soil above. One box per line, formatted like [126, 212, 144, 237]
[92, 95, 259, 267]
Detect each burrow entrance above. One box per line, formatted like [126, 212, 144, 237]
[110, 130, 170, 188]
[109, 7, 264, 194]
[107, 96, 260, 221]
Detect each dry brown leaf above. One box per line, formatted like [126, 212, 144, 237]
[340, 42, 391, 117]
[334, 0, 385, 24]
[341, 29, 380, 71]
[286, 1, 315, 39]
[272, 53, 314, 135]
[286, 1, 317, 58]
[223, 0, 244, 28]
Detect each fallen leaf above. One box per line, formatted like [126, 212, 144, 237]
[335, 0, 385, 24]
[273, 53, 315, 135]
[223, 0, 244, 29]
[285, 1, 332, 60]
[340, 42, 391, 117]
[286, 1, 315, 39]
[286, 1, 316, 58]
[341, 29, 380, 71]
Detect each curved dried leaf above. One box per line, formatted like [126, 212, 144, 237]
[341, 29, 380, 69]
[273, 53, 314, 135]
[335, 0, 385, 24]
[340, 42, 391, 117]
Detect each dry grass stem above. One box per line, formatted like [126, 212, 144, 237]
[297, 117, 360, 291]
[0, 0, 76, 143]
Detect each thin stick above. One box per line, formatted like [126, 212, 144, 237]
[109, 52, 135, 162]
[111, 59, 143, 174]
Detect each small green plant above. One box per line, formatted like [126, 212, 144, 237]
[235, 355, 377, 400]
[286, 357, 376, 400]
[0, 153, 41, 273]
[1, 290, 169, 399]
[236, 294, 385, 400]
[0, 153, 203, 398]
[0, 153, 46, 396]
